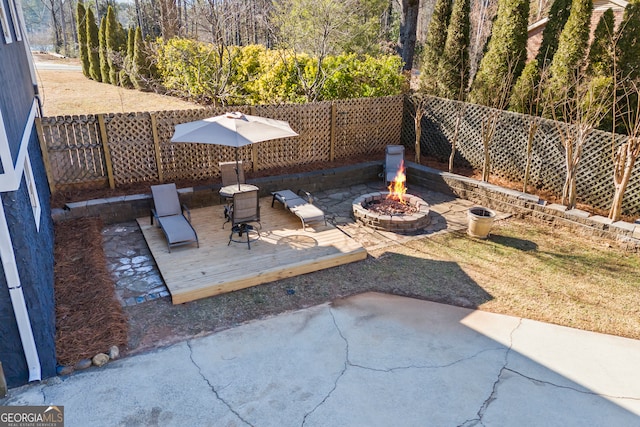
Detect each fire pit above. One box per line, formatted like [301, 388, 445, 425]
[352, 162, 430, 234]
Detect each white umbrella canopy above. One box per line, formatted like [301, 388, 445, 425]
[170, 111, 299, 188]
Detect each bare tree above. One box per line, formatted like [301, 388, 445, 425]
[410, 93, 429, 164]
[449, 101, 467, 173]
[609, 79, 640, 220]
[547, 73, 613, 209]
[521, 66, 549, 193]
[479, 56, 517, 182]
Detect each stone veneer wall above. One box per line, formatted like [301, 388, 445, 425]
[52, 160, 640, 247]
[52, 162, 383, 225]
[407, 162, 640, 247]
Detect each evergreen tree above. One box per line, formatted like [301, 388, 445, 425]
[117, 27, 135, 88]
[615, 0, 640, 81]
[469, 0, 530, 107]
[99, 16, 109, 83]
[86, 7, 101, 82]
[133, 26, 148, 90]
[106, 6, 120, 85]
[535, 0, 573, 68]
[435, 0, 470, 100]
[76, 1, 90, 78]
[542, 0, 593, 115]
[419, 0, 452, 94]
[509, 0, 572, 113]
[615, 0, 640, 132]
[508, 60, 541, 113]
[586, 9, 615, 78]
[127, 27, 135, 61]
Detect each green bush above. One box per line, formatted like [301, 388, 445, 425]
[154, 39, 404, 105]
[156, 38, 241, 104]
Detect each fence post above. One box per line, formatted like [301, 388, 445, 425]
[330, 102, 336, 161]
[97, 114, 115, 189]
[150, 113, 164, 183]
[35, 118, 56, 194]
[250, 106, 258, 172]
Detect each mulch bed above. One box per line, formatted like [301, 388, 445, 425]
[54, 217, 128, 366]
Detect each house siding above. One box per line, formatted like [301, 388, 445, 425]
[0, 139, 56, 387]
[0, 30, 32, 164]
[0, 5, 56, 387]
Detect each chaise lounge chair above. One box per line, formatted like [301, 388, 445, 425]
[150, 183, 199, 252]
[271, 189, 326, 231]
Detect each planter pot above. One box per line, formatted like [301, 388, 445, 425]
[467, 207, 496, 239]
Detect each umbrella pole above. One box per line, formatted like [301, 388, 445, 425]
[235, 147, 241, 190]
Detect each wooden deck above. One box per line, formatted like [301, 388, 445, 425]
[137, 197, 367, 304]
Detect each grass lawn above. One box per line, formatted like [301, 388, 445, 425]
[123, 217, 640, 356]
[375, 218, 640, 339]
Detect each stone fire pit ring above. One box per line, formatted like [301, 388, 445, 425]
[352, 192, 431, 234]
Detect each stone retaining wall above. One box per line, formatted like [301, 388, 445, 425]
[407, 162, 640, 247]
[52, 162, 382, 225]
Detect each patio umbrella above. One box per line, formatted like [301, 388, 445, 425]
[170, 112, 299, 189]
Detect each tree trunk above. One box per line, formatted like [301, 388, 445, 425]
[450, 110, 463, 173]
[523, 120, 539, 192]
[481, 112, 498, 182]
[160, 0, 178, 39]
[414, 113, 422, 164]
[49, 0, 63, 52]
[134, 0, 144, 38]
[59, 0, 69, 54]
[399, 0, 419, 71]
[609, 138, 640, 220]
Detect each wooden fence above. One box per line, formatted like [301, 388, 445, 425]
[37, 94, 639, 215]
[36, 96, 404, 191]
[401, 96, 639, 215]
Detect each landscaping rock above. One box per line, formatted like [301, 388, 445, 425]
[75, 358, 92, 370]
[92, 353, 110, 367]
[56, 365, 74, 376]
[109, 345, 120, 360]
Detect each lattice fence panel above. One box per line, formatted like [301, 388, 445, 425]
[404, 95, 640, 214]
[39, 115, 107, 189]
[334, 95, 403, 158]
[106, 112, 158, 185]
[255, 103, 331, 170]
[154, 106, 232, 183]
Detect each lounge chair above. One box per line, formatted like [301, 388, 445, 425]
[271, 189, 326, 231]
[150, 183, 199, 252]
[383, 145, 405, 185]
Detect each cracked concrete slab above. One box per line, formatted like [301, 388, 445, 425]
[2, 292, 639, 426]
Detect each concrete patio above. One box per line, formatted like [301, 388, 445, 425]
[2, 292, 639, 426]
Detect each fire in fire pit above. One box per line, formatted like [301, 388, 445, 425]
[352, 162, 431, 234]
[366, 161, 418, 215]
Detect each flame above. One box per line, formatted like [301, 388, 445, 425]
[386, 160, 407, 203]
